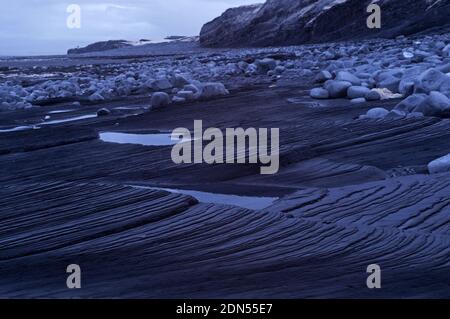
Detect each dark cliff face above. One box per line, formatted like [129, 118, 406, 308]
[200, 0, 450, 47]
[200, 4, 264, 47]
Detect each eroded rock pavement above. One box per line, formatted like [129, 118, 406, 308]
[0, 33, 449, 298]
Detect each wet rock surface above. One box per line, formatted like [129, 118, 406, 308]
[0, 30, 449, 298]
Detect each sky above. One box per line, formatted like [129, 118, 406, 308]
[0, 0, 260, 56]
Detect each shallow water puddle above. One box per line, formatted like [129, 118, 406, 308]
[0, 114, 97, 133]
[100, 132, 188, 146]
[40, 114, 97, 125]
[48, 109, 75, 114]
[130, 185, 278, 210]
[114, 106, 144, 111]
[0, 125, 36, 133]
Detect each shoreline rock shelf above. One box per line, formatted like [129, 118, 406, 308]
[0, 5, 450, 299]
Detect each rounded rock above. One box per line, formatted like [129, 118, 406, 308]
[151, 92, 171, 109]
[310, 88, 330, 99]
[347, 86, 371, 99]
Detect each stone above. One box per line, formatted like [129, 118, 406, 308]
[376, 69, 404, 82]
[378, 76, 401, 93]
[319, 51, 335, 61]
[399, 81, 415, 97]
[88, 92, 105, 102]
[443, 44, 450, 57]
[394, 94, 428, 113]
[310, 88, 329, 99]
[176, 90, 196, 100]
[199, 82, 229, 99]
[365, 107, 389, 119]
[350, 98, 366, 104]
[171, 74, 190, 88]
[335, 71, 361, 86]
[407, 112, 424, 119]
[151, 78, 173, 91]
[151, 92, 171, 109]
[314, 71, 333, 83]
[435, 41, 446, 50]
[255, 58, 277, 74]
[324, 80, 352, 98]
[427, 91, 450, 111]
[172, 96, 186, 103]
[385, 109, 407, 120]
[97, 108, 111, 116]
[365, 90, 382, 101]
[237, 61, 249, 71]
[439, 76, 450, 98]
[184, 84, 201, 95]
[225, 63, 241, 75]
[274, 66, 286, 74]
[437, 63, 450, 74]
[414, 68, 446, 94]
[347, 86, 371, 99]
[410, 101, 440, 117]
[402, 51, 414, 59]
[428, 153, 450, 174]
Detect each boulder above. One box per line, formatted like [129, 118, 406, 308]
[151, 78, 173, 91]
[378, 76, 401, 93]
[414, 68, 446, 94]
[336, 71, 361, 86]
[428, 153, 450, 174]
[399, 81, 415, 97]
[199, 82, 229, 99]
[314, 71, 333, 83]
[172, 96, 186, 103]
[376, 69, 404, 82]
[364, 107, 389, 119]
[97, 108, 111, 116]
[443, 44, 450, 57]
[385, 109, 408, 120]
[88, 92, 105, 102]
[350, 98, 366, 104]
[347, 86, 371, 99]
[237, 61, 249, 71]
[437, 63, 450, 74]
[171, 74, 190, 88]
[151, 92, 171, 109]
[439, 76, 450, 98]
[324, 80, 352, 98]
[365, 90, 382, 101]
[184, 84, 201, 95]
[394, 94, 428, 113]
[255, 58, 277, 74]
[427, 91, 450, 111]
[176, 90, 196, 100]
[310, 88, 329, 99]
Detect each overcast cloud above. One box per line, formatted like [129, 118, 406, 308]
[0, 0, 260, 56]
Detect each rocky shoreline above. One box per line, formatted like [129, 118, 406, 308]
[1, 5, 449, 298]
